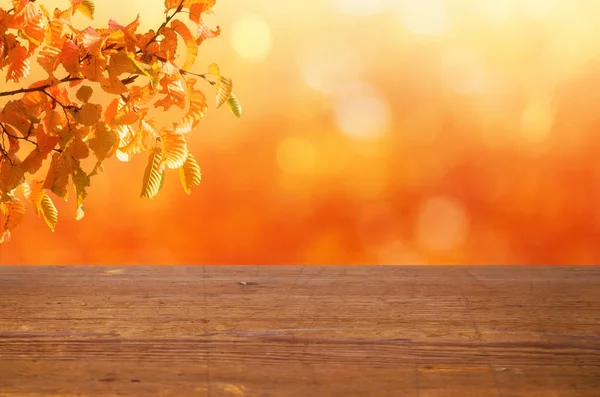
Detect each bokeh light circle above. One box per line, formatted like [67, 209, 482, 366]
[230, 15, 273, 63]
[333, 82, 391, 140]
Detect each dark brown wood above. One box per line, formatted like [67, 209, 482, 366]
[0, 266, 599, 396]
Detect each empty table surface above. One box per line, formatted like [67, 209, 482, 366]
[0, 266, 599, 396]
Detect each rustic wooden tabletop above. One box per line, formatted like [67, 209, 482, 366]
[0, 266, 598, 396]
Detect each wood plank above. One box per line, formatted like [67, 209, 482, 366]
[0, 266, 599, 396]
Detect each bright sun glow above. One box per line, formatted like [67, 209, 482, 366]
[230, 15, 272, 63]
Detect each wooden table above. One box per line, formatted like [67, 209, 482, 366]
[0, 266, 599, 396]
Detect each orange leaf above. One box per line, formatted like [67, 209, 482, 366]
[59, 41, 81, 75]
[5, 38, 31, 83]
[89, 122, 118, 162]
[81, 55, 107, 82]
[154, 75, 186, 111]
[0, 156, 25, 192]
[189, 0, 216, 23]
[0, 198, 26, 243]
[78, 103, 102, 126]
[170, 20, 197, 70]
[42, 152, 71, 200]
[76, 85, 94, 103]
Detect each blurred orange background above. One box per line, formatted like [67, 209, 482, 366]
[2, 0, 600, 265]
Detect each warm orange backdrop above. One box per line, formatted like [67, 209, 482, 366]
[2, 0, 600, 265]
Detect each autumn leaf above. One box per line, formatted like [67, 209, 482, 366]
[37, 44, 62, 76]
[170, 20, 197, 70]
[189, 1, 216, 23]
[0, 198, 26, 243]
[39, 191, 59, 231]
[0, 155, 25, 192]
[179, 153, 201, 194]
[72, 161, 90, 221]
[196, 20, 221, 45]
[89, 122, 118, 162]
[59, 40, 81, 75]
[78, 103, 103, 126]
[26, 179, 58, 231]
[81, 54, 107, 82]
[174, 78, 207, 134]
[140, 146, 165, 199]
[160, 128, 188, 169]
[1, 101, 31, 136]
[5, 37, 30, 82]
[117, 119, 152, 160]
[21, 125, 59, 174]
[76, 85, 94, 103]
[154, 74, 186, 111]
[71, 0, 95, 19]
[43, 151, 72, 200]
[226, 92, 243, 118]
[70, 136, 90, 159]
[208, 63, 233, 108]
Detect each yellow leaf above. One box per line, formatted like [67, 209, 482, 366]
[72, 161, 90, 221]
[140, 146, 165, 199]
[39, 191, 58, 231]
[78, 103, 102, 126]
[173, 78, 207, 134]
[227, 92, 243, 119]
[160, 129, 188, 169]
[78, 0, 95, 19]
[208, 63, 233, 108]
[0, 198, 26, 243]
[76, 85, 93, 103]
[117, 120, 152, 159]
[179, 153, 201, 195]
[27, 180, 45, 211]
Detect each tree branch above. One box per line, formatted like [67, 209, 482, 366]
[0, 76, 82, 98]
[0, 121, 62, 154]
[0, 75, 140, 100]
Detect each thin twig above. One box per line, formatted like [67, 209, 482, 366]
[146, 0, 185, 47]
[180, 70, 216, 86]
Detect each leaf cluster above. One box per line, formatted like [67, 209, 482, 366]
[0, 0, 241, 242]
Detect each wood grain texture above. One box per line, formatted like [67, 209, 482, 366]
[0, 266, 599, 397]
